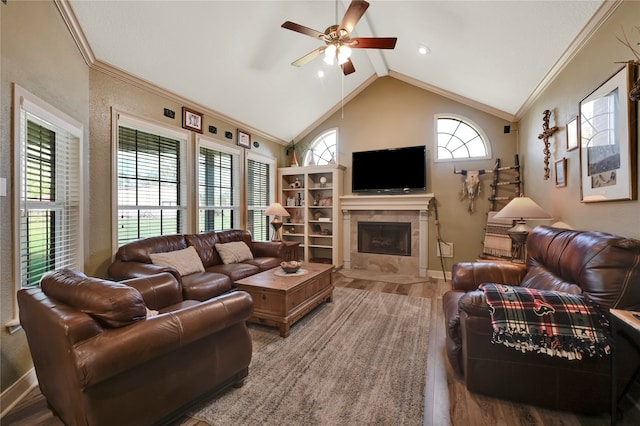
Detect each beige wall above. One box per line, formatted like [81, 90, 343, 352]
[296, 77, 518, 270]
[87, 70, 284, 278]
[518, 0, 639, 239]
[1, 0, 90, 391]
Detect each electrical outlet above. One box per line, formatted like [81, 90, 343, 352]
[436, 242, 454, 258]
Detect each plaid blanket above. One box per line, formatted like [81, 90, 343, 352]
[479, 283, 610, 360]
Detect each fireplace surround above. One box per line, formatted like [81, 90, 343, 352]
[340, 194, 435, 277]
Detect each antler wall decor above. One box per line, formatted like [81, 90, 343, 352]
[537, 109, 558, 180]
[616, 25, 640, 101]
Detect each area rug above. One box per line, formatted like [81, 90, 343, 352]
[338, 268, 428, 285]
[188, 287, 431, 425]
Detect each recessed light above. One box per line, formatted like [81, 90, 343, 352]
[317, 70, 325, 78]
[418, 45, 430, 55]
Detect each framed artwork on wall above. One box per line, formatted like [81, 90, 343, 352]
[566, 116, 578, 151]
[237, 129, 251, 149]
[579, 63, 637, 202]
[555, 158, 567, 188]
[182, 107, 203, 133]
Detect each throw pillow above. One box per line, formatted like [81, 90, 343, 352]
[149, 246, 205, 276]
[215, 241, 254, 264]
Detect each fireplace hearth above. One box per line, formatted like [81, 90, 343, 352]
[358, 222, 411, 256]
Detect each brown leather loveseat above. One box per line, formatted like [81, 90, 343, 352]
[108, 229, 285, 300]
[443, 225, 640, 413]
[18, 269, 254, 426]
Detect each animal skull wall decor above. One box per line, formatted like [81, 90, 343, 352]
[456, 169, 486, 213]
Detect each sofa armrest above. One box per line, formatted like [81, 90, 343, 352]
[458, 290, 492, 319]
[108, 259, 181, 283]
[73, 291, 254, 388]
[252, 240, 285, 258]
[452, 261, 526, 292]
[122, 273, 183, 309]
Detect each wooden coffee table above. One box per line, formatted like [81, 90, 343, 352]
[235, 262, 334, 337]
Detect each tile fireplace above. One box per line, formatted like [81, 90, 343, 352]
[340, 194, 435, 277]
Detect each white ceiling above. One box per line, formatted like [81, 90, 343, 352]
[67, 0, 610, 143]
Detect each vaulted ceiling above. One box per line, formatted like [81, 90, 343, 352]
[65, 0, 615, 143]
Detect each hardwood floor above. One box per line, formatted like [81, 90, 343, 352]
[3, 272, 639, 425]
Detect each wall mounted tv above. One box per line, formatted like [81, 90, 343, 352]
[352, 145, 427, 194]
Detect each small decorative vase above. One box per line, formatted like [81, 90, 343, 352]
[291, 150, 298, 167]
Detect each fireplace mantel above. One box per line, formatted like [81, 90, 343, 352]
[339, 193, 435, 211]
[339, 193, 435, 277]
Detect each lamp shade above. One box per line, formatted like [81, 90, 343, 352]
[493, 196, 552, 221]
[264, 202, 290, 217]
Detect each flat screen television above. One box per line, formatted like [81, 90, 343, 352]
[352, 145, 427, 194]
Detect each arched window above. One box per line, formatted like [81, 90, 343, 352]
[303, 129, 337, 166]
[435, 115, 491, 161]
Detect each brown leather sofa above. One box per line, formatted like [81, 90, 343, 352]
[108, 229, 285, 300]
[443, 225, 640, 413]
[18, 269, 254, 426]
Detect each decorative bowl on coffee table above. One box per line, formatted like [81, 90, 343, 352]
[280, 261, 302, 274]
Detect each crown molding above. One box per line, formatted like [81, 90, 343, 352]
[514, 0, 623, 119]
[389, 71, 516, 122]
[53, 0, 286, 145]
[54, 0, 95, 66]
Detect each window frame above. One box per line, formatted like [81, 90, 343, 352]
[195, 135, 242, 233]
[303, 128, 338, 166]
[112, 111, 190, 251]
[246, 152, 276, 241]
[433, 114, 492, 162]
[12, 84, 84, 319]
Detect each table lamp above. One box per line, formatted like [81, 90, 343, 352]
[264, 202, 290, 242]
[493, 196, 552, 263]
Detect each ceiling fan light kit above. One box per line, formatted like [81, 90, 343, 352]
[281, 0, 397, 76]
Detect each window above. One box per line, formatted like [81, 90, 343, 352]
[14, 85, 83, 289]
[247, 153, 275, 241]
[435, 115, 491, 161]
[116, 114, 188, 246]
[303, 128, 338, 166]
[197, 137, 240, 232]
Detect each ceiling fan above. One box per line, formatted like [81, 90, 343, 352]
[281, 0, 397, 75]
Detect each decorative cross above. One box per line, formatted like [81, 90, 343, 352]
[537, 109, 558, 180]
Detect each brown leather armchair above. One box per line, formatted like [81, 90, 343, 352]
[443, 226, 640, 413]
[18, 269, 253, 426]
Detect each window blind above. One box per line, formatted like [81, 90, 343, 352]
[247, 157, 271, 241]
[117, 125, 185, 246]
[198, 144, 238, 232]
[20, 112, 81, 288]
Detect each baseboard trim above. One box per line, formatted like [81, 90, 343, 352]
[427, 269, 451, 281]
[0, 368, 38, 418]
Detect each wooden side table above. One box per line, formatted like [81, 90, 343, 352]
[610, 309, 640, 425]
[281, 241, 300, 261]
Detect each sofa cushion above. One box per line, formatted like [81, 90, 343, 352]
[41, 269, 146, 328]
[185, 231, 220, 268]
[215, 241, 254, 264]
[115, 234, 188, 263]
[149, 246, 205, 276]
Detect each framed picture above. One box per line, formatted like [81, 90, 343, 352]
[566, 116, 578, 151]
[237, 129, 251, 149]
[555, 158, 567, 187]
[182, 107, 203, 133]
[579, 63, 637, 202]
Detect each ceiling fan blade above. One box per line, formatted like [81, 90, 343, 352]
[341, 58, 356, 75]
[340, 0, 369, 35]
[351, 37, 397, 49]
[291, 47, 325, 67]
[281, 21, 325, 40]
